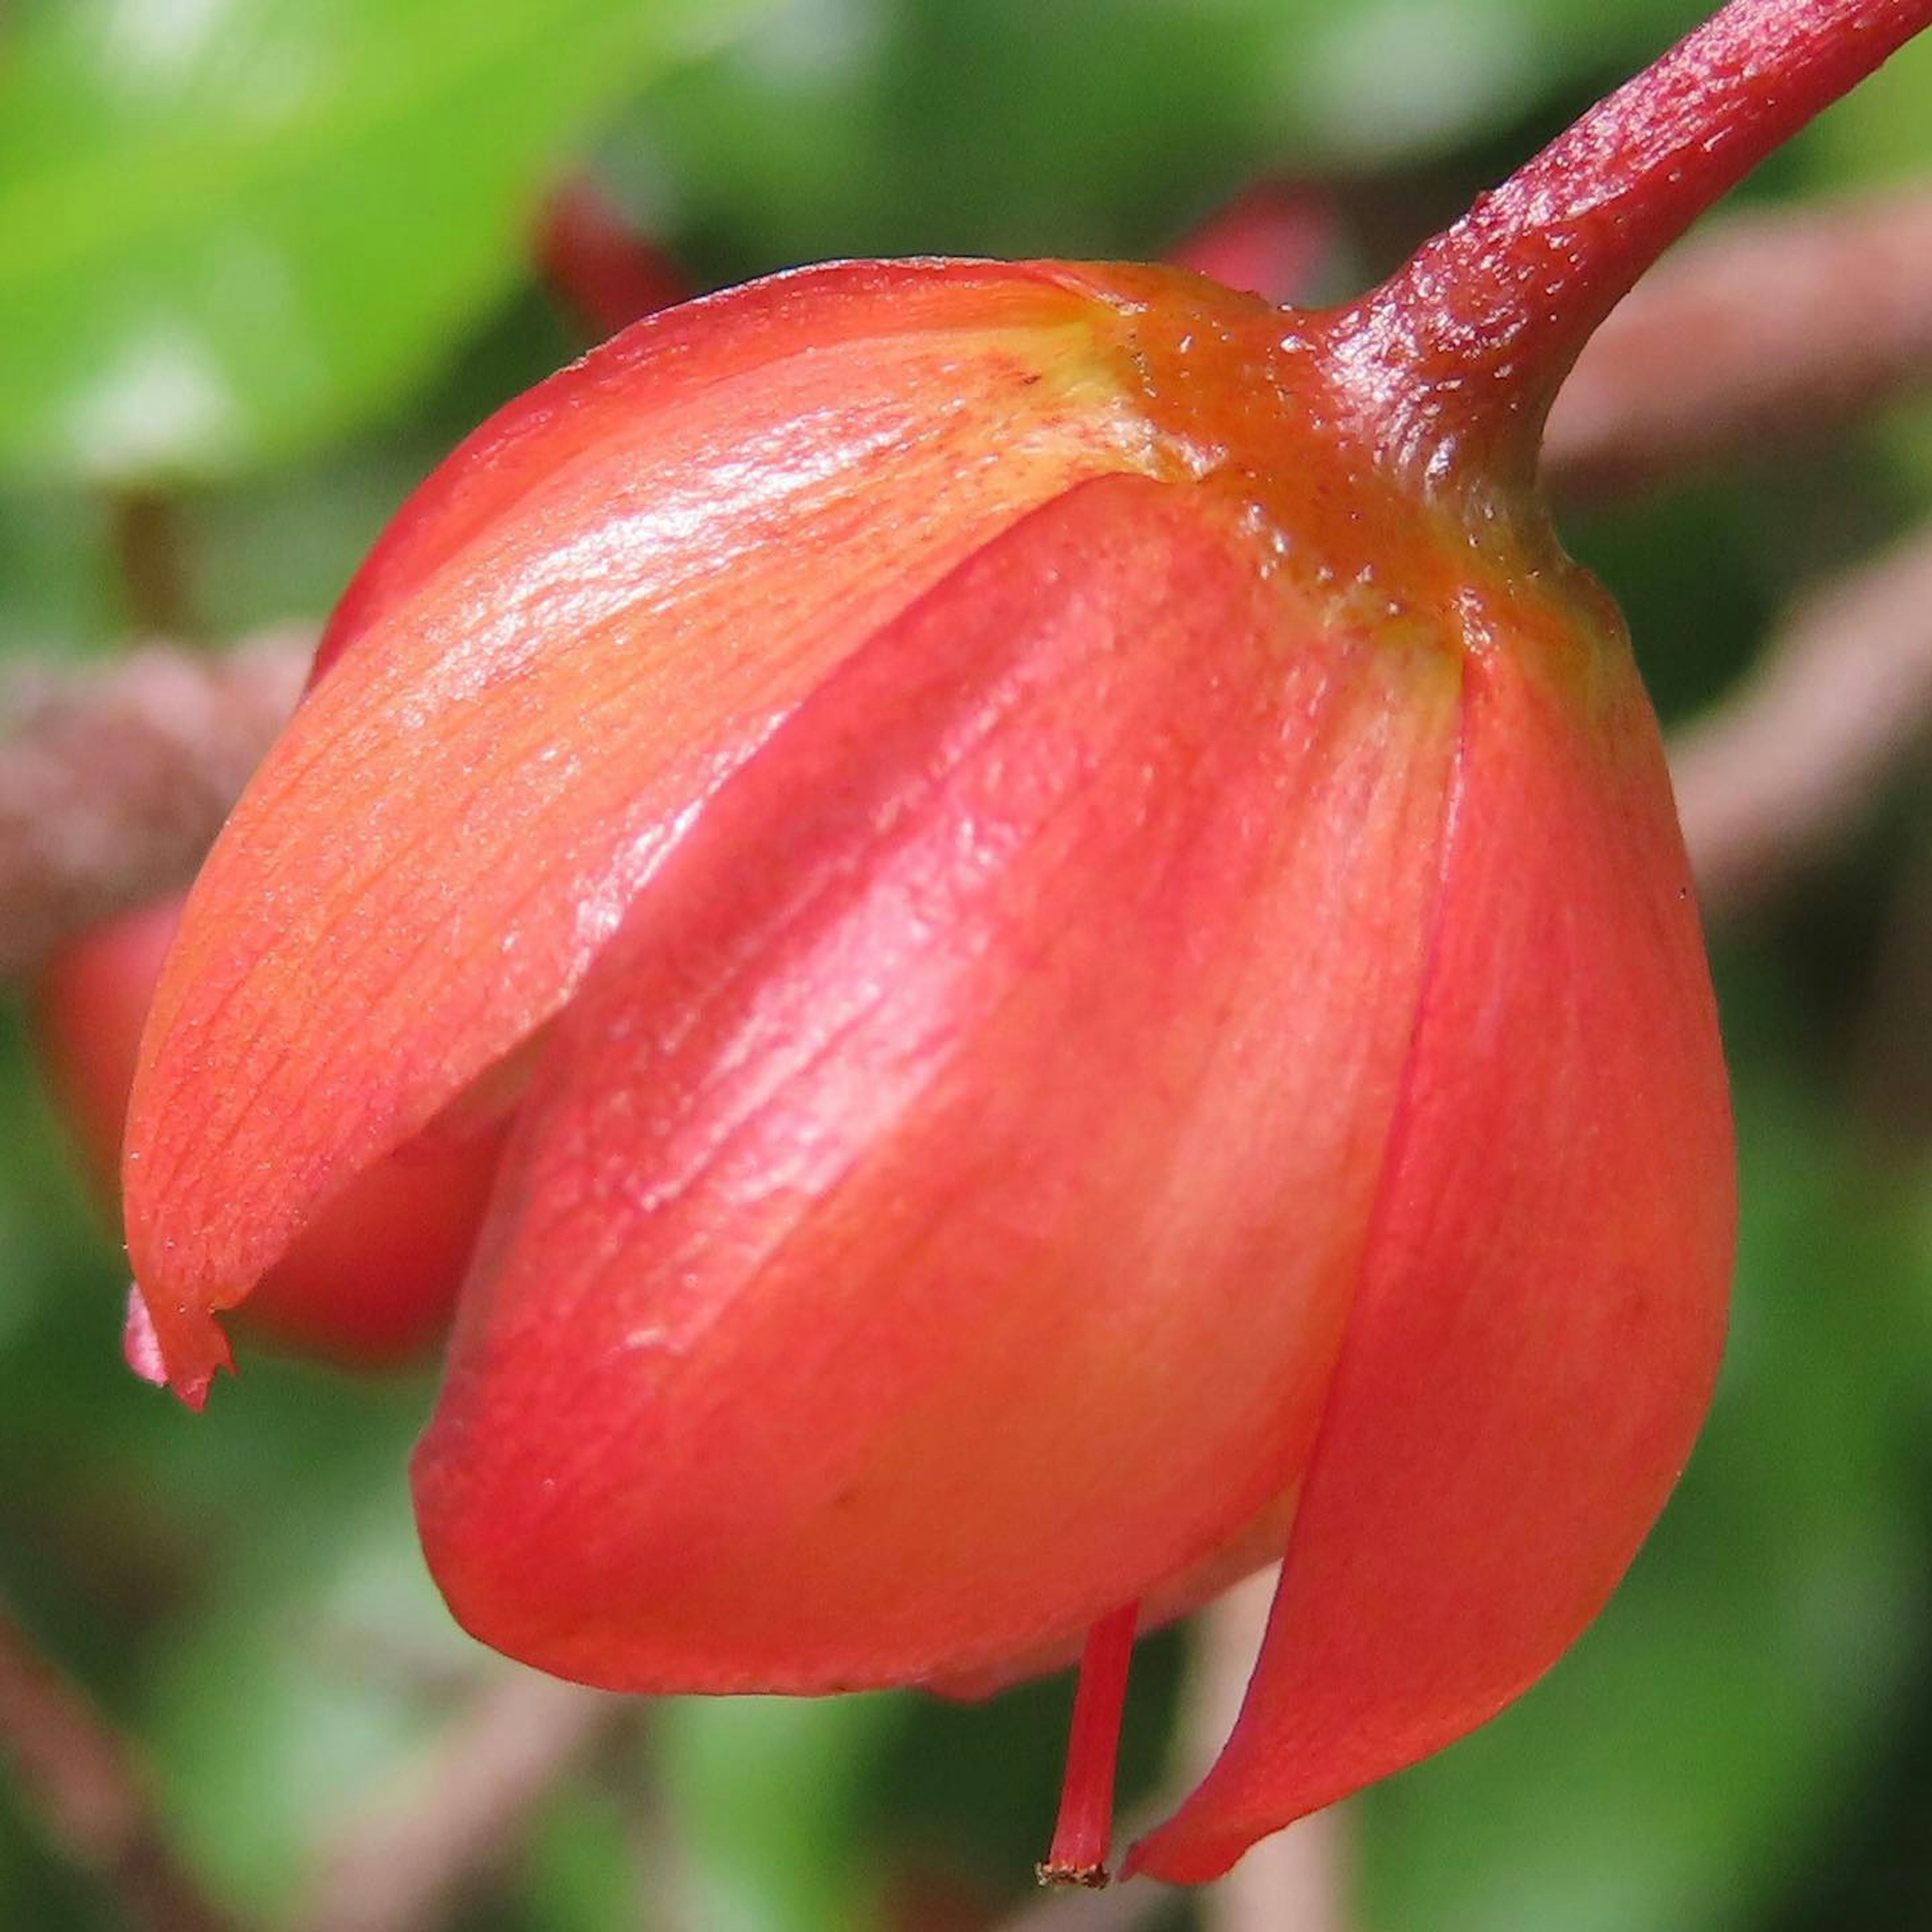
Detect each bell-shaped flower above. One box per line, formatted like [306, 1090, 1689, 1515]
[121, 0, 1925, 1883]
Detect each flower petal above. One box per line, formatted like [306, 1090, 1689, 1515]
[124, 268, 1160, 1400]
[315, 262, 1136, 678]
[1131, 605, 1734, 1882]
[929, 1486, 1301, 1701]
[412, 473, 1462, 1692]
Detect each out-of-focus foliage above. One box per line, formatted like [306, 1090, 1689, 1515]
[2, 2, 1930, 1929]
[620, 0, 1707, 267]
[0, 0, 743, 484]
[1360, 1067, 1932, 1932]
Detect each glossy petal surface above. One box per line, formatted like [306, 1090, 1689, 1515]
[413, 474, 1462, 1691]
[1132, 601, 1734, 1883]
[315, 263, 1134, 675]
[124, 267, 1156, 1400]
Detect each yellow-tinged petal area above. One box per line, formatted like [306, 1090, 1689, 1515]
[1131, 600, 1734, 1884]
[412, 474, 1462, 1691]
[123, 267, 1162, 1403]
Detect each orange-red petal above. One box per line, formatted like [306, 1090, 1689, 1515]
[36, 896, 502, 1369]
[412, 473, 1462, 1691]
[314, 262, 1133, 677]
[124, 266, 1163, 1402]
[1131, 596, 1734, 1883]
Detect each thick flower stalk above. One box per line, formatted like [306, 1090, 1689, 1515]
[120, 0, 1929, 1886]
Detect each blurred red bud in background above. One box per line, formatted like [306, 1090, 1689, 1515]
[35, 895, 505, 1369]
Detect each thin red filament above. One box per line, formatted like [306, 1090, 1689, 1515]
[1038, 1600, 1140, 1887]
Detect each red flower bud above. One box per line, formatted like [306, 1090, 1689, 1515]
[120, 0, 1928, 1884]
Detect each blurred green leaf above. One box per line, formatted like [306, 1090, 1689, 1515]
[519, 1785, 648, 1932]
[1281, 0, 1699, 165]
[655, 1692, 908, 1932]
[1356, 1076, 1932, 1932]
[629, 0, 1718, 274]
[0, 0, 747, 484]
[0, 1010, 118, 1367]
[0, 1008, 464, 1918]
[194, 290, 581, 634]
[629, 0, 1314, 267]
[0, 490, 120, 660]
[145, 1462, 478, 1916]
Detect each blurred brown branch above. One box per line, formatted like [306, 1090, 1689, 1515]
[0, 632, 308, 978]
[1547, 185, 1932, 498]
[1178, 1576, 1351, 1932]
[0, 1597, 243, 1932]
[293, 1668, 634, 1932]
[1672, 525, 1932, 914]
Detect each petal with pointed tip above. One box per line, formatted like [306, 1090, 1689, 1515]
[1131, 608, 1734, 1884]
[37, 894, 506, 1370]
[124, 269, 1158, 1402]
[411, 473, 1461, 1692]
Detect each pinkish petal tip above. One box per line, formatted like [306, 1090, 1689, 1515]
[124, 1284, 226, 1411]
[121, 1285, 168, 1386]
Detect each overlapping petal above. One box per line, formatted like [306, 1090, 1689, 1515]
[1131, 594, 1734, 1883]
[411, 473, 1463, 1692]
[313, 263, 1145, 676]
[38, 896, 505, 1366]
[123, 266, 1170, 1402]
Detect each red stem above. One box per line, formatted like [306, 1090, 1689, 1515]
[1038, 1601, 1139, 1888]
[1324, 0, 1932, 500]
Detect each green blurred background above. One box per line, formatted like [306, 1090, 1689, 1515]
[3, 0, 1930, 1927]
